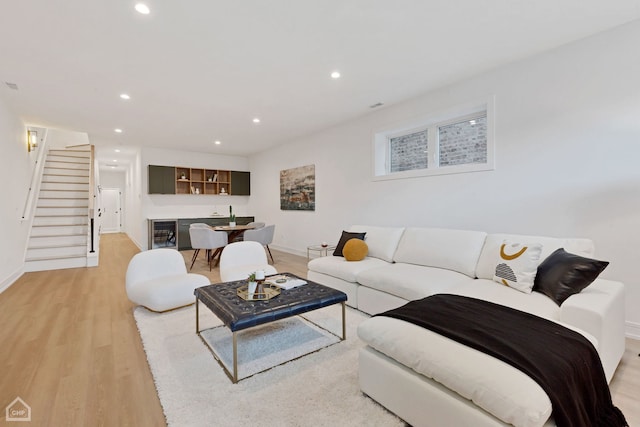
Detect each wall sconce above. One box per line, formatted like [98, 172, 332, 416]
[27, 130, 38, 152]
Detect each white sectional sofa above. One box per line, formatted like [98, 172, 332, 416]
[307, 225, 626, 427]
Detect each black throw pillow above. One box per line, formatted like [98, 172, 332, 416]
[533, 248, 609, 306]
[333, 231, 366, 257]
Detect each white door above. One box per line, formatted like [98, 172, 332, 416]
[102, 188, 121, 233]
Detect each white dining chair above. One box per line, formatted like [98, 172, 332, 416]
[188, 226, 228, 271]
[242, 224, 275, 264]
[219, 241, 278, 282]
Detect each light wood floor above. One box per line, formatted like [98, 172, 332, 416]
[0, 233, 638, 426]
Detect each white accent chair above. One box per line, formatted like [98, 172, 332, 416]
[246, 221, 266, 229]
[125, 248, 210, 312]
[242, 224, 275, 263]
[189, 226, 228, 271]
[190, 222, 210, 228]
[219, 241, 278, 282]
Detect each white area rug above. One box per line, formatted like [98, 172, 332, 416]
[199, 316, 339, 380]
[134, 304, 405, 427]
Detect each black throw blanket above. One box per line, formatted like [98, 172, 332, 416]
[377, 294, 627, 427]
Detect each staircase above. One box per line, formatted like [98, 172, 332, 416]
[24, 148, 92, 272]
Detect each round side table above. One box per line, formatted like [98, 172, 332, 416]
[307, 244, 336, 260]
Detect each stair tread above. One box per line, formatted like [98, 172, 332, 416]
[31, 233, 86, 237]
[25, 255, 87, 262]
[28, 243, 86, 248]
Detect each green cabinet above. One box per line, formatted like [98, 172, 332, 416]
[230, 171, 250, 195]
[148, 165, 176, 194]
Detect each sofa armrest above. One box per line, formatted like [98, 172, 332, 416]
[559, 279, 626, 382]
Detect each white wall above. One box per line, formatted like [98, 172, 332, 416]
[125, 151, 144, 249]
[248, 20, 640, 332]
[0, 98, 32, 291]
[135, 147, 250, 249]
[46, 128, 90, 148]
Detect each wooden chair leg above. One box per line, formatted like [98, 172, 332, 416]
[266, 245, 274, 264]
[190, 249, 200, 270]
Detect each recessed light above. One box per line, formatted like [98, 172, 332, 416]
[115, 149, 121, 153]
[114, 128, 123, 133]
[135, 3, 150, 14]
[111, 166, 116, 169]
[113, 159, 118, 162]
[331, 71, 341, 79]
[252, 118, 261, 124]
[214, 140, 221, 145]
[120, 93, 130, 100]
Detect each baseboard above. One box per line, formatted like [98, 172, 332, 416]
[270, 244, 307, 259]
[626, 321, 640, 340]
[128, 233, 144, 251]
[0, 266, 24, 294]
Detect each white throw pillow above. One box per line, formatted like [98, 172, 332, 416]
[493, 241, 543, 293]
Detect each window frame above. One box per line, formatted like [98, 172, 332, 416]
[372, 96, 495, 181]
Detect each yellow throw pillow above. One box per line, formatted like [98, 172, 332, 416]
[343, 238, 368, 261]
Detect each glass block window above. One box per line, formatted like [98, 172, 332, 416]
[438, 115, 487, 167]
[389, 129, 428, 172]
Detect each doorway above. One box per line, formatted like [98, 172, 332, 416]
[102, 188, 122, 233]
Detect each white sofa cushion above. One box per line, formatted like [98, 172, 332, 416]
[357, 263, 474, 302]
[358, 316, 553, 427]
[476, 233, 595, 281]
[349, 225, 405, 262]
[393, 227, 487, 277]
[450, 279, 561, 321]
[307, 255, 389, 283]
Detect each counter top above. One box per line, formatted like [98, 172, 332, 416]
[147, 215, 233, 220]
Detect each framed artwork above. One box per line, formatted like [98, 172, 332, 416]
[280, 164, 315, 211]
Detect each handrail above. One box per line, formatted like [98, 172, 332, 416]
[21, 128, 49, 220]
[88, 145, 96, 253]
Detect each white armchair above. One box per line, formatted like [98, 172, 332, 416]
[219, 241, 277, 282]
[125, 248, 210, 312]
[242, 224, 275, 263]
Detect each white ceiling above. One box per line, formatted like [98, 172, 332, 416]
[1, 1, 639, 170]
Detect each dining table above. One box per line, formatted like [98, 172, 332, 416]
[208, 224, 256, 266]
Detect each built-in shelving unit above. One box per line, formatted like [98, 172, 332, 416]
[149, 165, 249, 195]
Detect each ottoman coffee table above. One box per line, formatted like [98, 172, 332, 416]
[194, 273, 347, 383]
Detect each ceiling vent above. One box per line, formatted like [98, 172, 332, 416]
[5, 82, 19, 90]
[369, 102, 384, 109]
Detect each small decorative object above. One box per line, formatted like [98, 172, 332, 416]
[321, 242, 328, 247]
[237, 270, 280, 301]
[247, 272, 258, 298]
[180, 172, 186, 180]
[254, 270, 266, 299]
[195, 188, 200, 194]
[229, 205, 236, 227]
